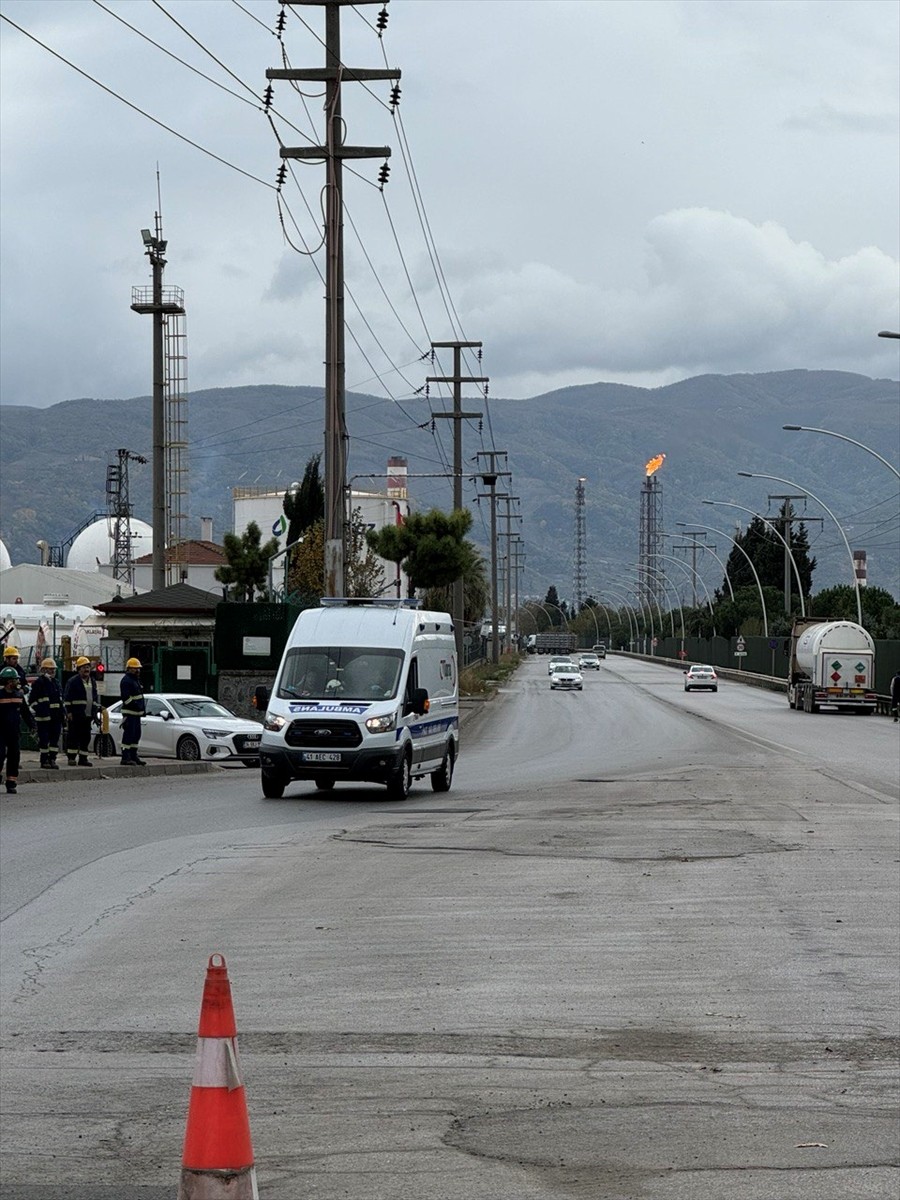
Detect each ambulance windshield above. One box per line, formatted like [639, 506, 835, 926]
[278, 646, 403, 701]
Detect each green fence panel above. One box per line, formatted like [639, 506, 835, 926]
[214, 601, 310, 672]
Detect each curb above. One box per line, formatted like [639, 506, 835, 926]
[14, 760, 222, 785]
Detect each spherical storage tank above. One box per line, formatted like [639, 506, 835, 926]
[66, 519, 153, 572]
[0, 539, 11, 571]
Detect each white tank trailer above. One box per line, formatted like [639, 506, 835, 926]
[788, 618, 876, 714]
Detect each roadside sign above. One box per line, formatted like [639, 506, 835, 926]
[769, 638, 778, 649]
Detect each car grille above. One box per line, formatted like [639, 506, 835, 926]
[232, 733, 262, 754]
[285, 719, 363, 749]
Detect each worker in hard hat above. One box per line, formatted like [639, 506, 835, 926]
[29, 658, 64, 769]
[1, 665, 35, 793]
[63, 656, 101, 767]
[119, 657, 147, 766]
[2, 645, 28, 695]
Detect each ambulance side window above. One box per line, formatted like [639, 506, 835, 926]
[403, 658, 419, 714]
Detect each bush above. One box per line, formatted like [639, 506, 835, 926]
[460, 652, 521, 697]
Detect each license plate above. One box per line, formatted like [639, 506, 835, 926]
[303, 752, 340, 763]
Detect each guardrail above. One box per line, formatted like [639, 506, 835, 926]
[612, 651, 894, 715]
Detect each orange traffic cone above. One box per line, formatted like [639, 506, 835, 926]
[178, 953, 258, 1199]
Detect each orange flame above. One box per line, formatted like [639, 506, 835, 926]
[645, 453, 666, 477]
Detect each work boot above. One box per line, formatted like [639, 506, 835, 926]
[40, 753, 50, 769]
[133, 755, 147, 766]
[5, 780, 17, 794]
[78, 756, 93, 767]
[120, 752, 132, 766]
[48, 754, 60, 770]
[67, 755, 77, 767]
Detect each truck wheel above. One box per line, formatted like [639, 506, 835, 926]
[261, 768, 286, 799]
[386, 753, 412, 801]
[431, 744, 455, 793]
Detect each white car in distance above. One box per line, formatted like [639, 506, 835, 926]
[683, 665, 719, 693]
[578, 653, 601, 670]
[549, 661, 583, 691]
[547, 656, 573, 675]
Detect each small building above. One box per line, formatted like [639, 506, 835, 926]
[126, 539, 229, 596]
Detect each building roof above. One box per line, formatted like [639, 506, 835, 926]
[133, 540, 227, 566]
[0, 563, 138, 607]
[95, 582, 218, 615]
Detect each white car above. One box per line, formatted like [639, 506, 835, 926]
[578, 654, 601, 670]
[95, 694, 263, 764]
[549, 662, 583, 690]
[547, 656, 572, 675]
[684, 665, 718, 693]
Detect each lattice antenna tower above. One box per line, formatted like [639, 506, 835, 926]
[573, 477, 587, 613]
[639, 455, 665, 608]
[106, 448, 147, 586]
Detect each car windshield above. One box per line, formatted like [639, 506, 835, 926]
[170, 698, 235, 719]
[552, 662, 577, 672]
[278, 647, 403, 700]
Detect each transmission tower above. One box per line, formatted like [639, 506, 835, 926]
[106, 449, 147, 586]
[573, 477, 586, 611]
[639, 454, 665, 608]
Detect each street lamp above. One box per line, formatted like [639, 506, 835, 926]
[782, 426, 899, 480]
[677, 521, 768, 638]
[703, 500, 806, 616]
[737, 471, 862, 624]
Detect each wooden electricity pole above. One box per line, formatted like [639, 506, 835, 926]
[268, 1, 400, 596]
[474, 451, 510, 666]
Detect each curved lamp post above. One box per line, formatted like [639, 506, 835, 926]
[640, 562, 685, 647]
[738, 471, 862, 624]
[654, 550, 718, 636]
[600, 589, 639, 649]
[677, 521, 769, 638]
[782, 426, 899, 481]
[703, 500, 806, 616]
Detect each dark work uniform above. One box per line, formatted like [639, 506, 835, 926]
[1, 684, 35, 792]
[891, 672, 900, 722]
[120, 672, 146, 762]
[64, 673, 100, 764]
[29, 672, 64, 765]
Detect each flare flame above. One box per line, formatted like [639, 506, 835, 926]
[645, 453, 666, 477]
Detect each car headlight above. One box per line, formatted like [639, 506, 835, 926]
[365, 711, 397, 733]
[264, 713, 286, 732]
[202, 728, 230, 739]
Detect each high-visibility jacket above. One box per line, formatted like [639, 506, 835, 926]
[29, 674, 64, 724]
[63, 674, 100, 721]
[0, 686, 35, 736]
[119, 672, 146, 717]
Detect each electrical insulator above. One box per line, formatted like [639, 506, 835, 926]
[276, 9, 286, 36]
[276, 164, 287, 189]
[263, 84, 274, 111]
[390, 84, 401, 108]
[376, 7, 388, 32]
[378, 162, 390, 188]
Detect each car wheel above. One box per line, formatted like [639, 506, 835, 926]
[261, 767, 286, 799]
[176, 735, 201, 761]
[431, 744, 454, 793]
[712, 687, 718, 692]
[314, 776, 335, 791]
[386, 752, 412, 801]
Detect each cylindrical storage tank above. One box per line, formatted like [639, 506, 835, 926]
[794, 620, 875, 678]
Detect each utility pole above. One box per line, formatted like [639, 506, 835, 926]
[268, 1, 400, 597]
[498, 495, 521, 653]
[767, 494, 820, 614]
[675, 531, 713, 609]
[426, 341, 485, 661]
[131, 216, 184, 592]
[474, 452, 510, 666]
[510, 536, 526, 648]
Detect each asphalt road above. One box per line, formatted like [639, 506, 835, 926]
[1, 655, 898, 1198]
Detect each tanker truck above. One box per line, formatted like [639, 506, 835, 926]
[787, 618, 876, 714]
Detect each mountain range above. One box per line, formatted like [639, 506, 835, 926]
[1, 369, 898, 600]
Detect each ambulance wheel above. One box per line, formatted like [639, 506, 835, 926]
[261, 768, 286, 799]
[431, 744, 455, 793]
[386, 752, 412, 801]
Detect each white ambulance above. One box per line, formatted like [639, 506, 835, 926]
[257, 598, 459, 800]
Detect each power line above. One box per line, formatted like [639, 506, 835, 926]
[0, 11, 275, 191]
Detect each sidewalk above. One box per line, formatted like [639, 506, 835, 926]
[12, 697, 497, 787]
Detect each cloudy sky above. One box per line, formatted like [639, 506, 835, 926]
[1, 0, 898, 411]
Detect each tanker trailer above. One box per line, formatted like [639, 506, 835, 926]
[788, 618, 876, 714]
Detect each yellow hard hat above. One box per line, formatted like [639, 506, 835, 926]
[126, 657, 142, 669]
[75, 656, 91, 668]
[3, 646, 19, 657]
[41, 657, 56, 669]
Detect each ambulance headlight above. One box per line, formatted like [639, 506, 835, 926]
[365, 711, 397, 733]
[264, 713, 286, 731]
